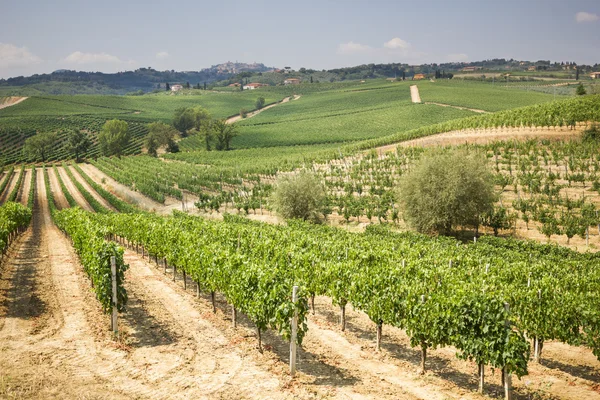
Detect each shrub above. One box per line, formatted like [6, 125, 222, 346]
[396, 149, 496, 235]
[271, 172, 326, 223]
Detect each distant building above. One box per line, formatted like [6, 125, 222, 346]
[527, 66, 537, 71]
[243, 83, 269, 90]
[461, 66, 481, 72]
[284, 78, 301, 85]
[171, 84, 183, 92]
[413, 74, 426, 80]
[228, 83, 241, 87]
[590, 72, 600, 79]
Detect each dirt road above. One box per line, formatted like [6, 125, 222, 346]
[409, 85, 421, 103]
[226, 95, 300, 124]
[0, 170, 300, 399]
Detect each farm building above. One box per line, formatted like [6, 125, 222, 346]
[413, 74, 426, 80]
[590, 72, 600, 79]
[243, 83, 269, 90]
[284, 78, 301, 85]
[171, 84, 183, 92]
[228, 83, 241, 87]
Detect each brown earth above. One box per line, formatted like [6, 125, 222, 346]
[46, 167, 69, 210]
[66, 165, 117, 212]
[0, 96, 28, 110]
[17, 169, 32, 206]
[56, 166, 93, 212]
[376, 126, 586, 154]
[0, 170, 19, 205]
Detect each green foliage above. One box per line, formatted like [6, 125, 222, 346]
[145, 121, 178, 157]
[482, 206, 516, 236]
[7, 165, 25, 203]
[576, 83, 587, 96]
[23, 132, 57, 161]
[99, 119, 130, 157]
[397, 149, 496, 234]
[212, 120, 238, 151]
[0, 202, 32, 256]
[271, 172, 326, 222]
[255, 97, 265, 110]
[65, 128, 92, 161]
[53, 207, 128, 313]
[71, 163, 137, 213]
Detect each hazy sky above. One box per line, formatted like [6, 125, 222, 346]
[1, 0, 599, 79]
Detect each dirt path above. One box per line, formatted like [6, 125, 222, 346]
[376, 126, 586, 154]
[308, 296, 600, 400]
[0, 170, 19, 205]
[424, 102, 488, 113]
[66, 165, 117, 212]
[0, 96, 28, 110]
[56, 166, 94, 212]
[225, 95, 300, 124]
[0, 169, 306, 399]
[47, 167, 70, 210]
[17, 169, 32, 206]
[409, 85, 421, 103]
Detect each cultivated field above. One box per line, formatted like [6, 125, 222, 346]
[1, 79, 599, 400]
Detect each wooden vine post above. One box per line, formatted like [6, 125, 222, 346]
[111, 256, 118, 334]
[290, 285, 299, 377]
[504, 302, 513, 400]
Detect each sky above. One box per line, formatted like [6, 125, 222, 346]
[0, 0, 599, 79]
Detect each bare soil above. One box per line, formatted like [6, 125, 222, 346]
[17, 169, 32, 206]
[0, 170, 19, 204]
[0, 96, 28, 110]
[376, 126, 585, 153]
[56, 166, 94, 212]
[424, 102, 488, 113]
[46, 167, 69, 210]
[66, 165, 117, 212]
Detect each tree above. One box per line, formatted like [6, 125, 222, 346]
[255, 96, 265, 110]
[173, 106, 211, 135]
[310, 76, 313, 83]
[482, 206, 515, 236]
[98, 119, 129, 157]
[576, 83, 586, 96]
[23, 132, 57, 162]
[165, 82, 170, 91]
[212, 120, 237, 151]
[396, 149, 497, 235]
[145, 122, 178, 157]
[576, 68, 580, 80]
[271, 172, 327, 223]
[65, 129, 92, 162]
[185, 81, 190, 89]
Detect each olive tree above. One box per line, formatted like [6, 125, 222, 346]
[396, 149, 497, 235]
[99, 119, 129, 157]
[271, 171, 326, 223]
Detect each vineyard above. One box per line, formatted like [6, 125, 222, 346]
[1, 78, 600, 399]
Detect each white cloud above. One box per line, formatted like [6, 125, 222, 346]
[337, 41, 372, 55]
[156, 51, 169, 59]
[575, 11, 599, 22]
[447, 53, 469, 62]
[0, 43, 41, 68]
[64, 51, 126, 65]
[383, 38, 411, 50]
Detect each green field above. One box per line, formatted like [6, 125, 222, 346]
[0, 79, 561, 165]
